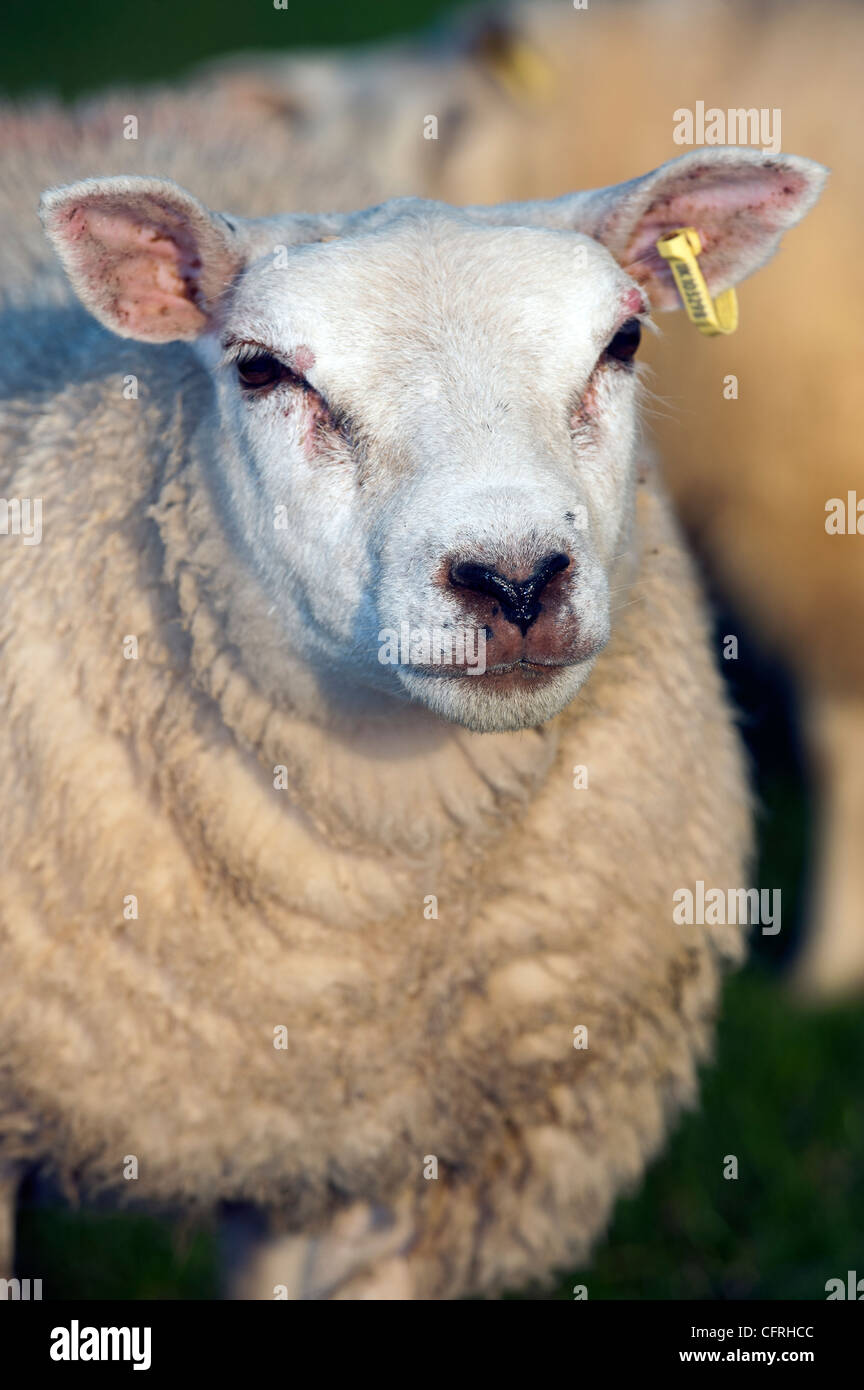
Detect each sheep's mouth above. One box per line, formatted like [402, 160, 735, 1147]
[409, 657, 580, 683]
[473, 658, 578, 685]
[476, 658, 572, 678]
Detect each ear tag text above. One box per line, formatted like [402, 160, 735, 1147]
[655, 227, 738, 336]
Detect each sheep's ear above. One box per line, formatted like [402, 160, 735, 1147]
[40, 176, 244, 342]
[475, 149, 828, 310]
[593, 149, 828, 308]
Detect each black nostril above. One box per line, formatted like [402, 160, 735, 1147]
[449, 551, 570, 634]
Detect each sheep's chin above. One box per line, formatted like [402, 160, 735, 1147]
[396, 661, 593, 733]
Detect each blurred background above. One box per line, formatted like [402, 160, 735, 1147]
[3, 0, 862, 1299]
[1, 0, 460, 99]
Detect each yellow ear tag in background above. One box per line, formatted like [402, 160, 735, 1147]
[479, 33, 556, 103]
[655, 227, 738, 336]
[493, 38, 556, 101]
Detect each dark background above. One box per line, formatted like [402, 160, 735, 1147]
[4, 0, 862, 1301]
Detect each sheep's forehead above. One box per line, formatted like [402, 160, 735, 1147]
[229, 213, 633, 391]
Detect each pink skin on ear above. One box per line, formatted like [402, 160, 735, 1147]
[59, 202, 207, 338]
[41, 178, 247, 343]
[618, 163, 814, 308]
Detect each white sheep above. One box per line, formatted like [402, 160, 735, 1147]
[196, 0, 863, 996]
[0, 146, 823, 1298]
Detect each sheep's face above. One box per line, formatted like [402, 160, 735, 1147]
[41, 150, 826, 731]
[201, 213, 645, 732]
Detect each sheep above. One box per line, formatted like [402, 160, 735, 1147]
[463, 0, 864, 999]
[416, 0, 864, 998]
[196, 0, 864, 996]
[0, 145, 823, 1299]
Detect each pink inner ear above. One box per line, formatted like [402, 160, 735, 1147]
[620, 166, 810, 307]
[63, 202, 206, 338]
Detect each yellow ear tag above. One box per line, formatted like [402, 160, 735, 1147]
[486, 38, 556, 103]
[655, 227, 738, 336]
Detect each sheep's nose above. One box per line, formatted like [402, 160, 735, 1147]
[449, 552, 571, 634]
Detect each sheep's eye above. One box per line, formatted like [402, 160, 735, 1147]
[604, 318, 642, 364]
[236, 352, 288, 390]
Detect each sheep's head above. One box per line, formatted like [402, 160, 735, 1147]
[41, 149, 825, 732]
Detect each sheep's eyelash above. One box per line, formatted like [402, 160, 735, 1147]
[219, 314, 658, 376]
[595, 311, 657, 368]
[607, 310, 656, 343]
[219, 340, 300, 378]
[221, 340, 358, 445]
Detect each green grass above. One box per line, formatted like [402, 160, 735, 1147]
[537, 968, 864, 1300]
[16, 1207, 218, 1300]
